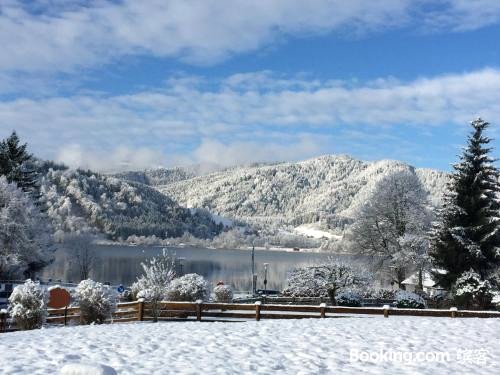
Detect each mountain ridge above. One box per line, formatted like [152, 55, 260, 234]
[155, 154, 449, 231]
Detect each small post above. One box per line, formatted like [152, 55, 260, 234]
[64, 306, 68, 326]
[196, 300, 203, 321]
[383, 305, 390, 318]
[255, 301, 262, 321]
[0, 309, 7, 332]
[320, 303, 326, 318]
[137, 298, 145, 321]
[450, 307, 458, 318]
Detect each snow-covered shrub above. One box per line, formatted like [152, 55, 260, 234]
[283, 260, 371, 305]
[453, 270, 494, 309]
[361, 288, 396, 300]
[131, 249, 176, 322]
[315, 261, 371, 305]
[395, 290, 426, 309]
[492, 293, 500, 311]
[282, 267, 327, 298]
[337, 292, 362, 307]
[75, 279, 115, 324]
[167, 274, 209, 302]
[214, 284, 233, 303]
[8, 279, 47, 330]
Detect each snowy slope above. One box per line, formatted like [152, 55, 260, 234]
[39, 167, 222, 240]
[0, 317, 497, 374]
[157, 155, 449, 228]
[111, 162, 225, 186]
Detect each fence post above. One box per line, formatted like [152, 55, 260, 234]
[320, 303, 326, 318]
[383, 305, 390, 318]
[0, 309, 7, 332]
[255, 301, 262, 321]
[450, 307, 458, 318]
[196, 300, 203, 321]
[137, 298, 145, 321]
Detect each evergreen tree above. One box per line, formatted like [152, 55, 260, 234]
[430, 118, 500, 289]
[0, 131, 40, 197]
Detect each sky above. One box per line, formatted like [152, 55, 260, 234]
[1, 1, 500, 172]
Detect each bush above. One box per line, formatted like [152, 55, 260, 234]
[282, 267, 327, 297]
[8, 280, 47, 330]
[492, 293, 500, 311]
[75, 279, 115, 324]
[395, 290, 426, 309]
[282, 261, 371, 305]
[453, 270, 494, 309]
[337, 292, 362, 307]
[214, 284, 233, 303]
[167, 274, 209, 302]
[361, 288, 396, 300]
[131, 249, 176, 322]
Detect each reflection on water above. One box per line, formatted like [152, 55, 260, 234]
[41, 245, 366, 292]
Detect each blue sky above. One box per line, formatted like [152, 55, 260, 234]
[1, 1, 500, 172]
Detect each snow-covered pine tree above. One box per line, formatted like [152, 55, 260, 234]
[0, 177, 53, 278]
[0, 131, 40, 198]
[430, 118, 500, 289]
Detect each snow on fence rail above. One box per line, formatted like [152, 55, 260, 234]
[1, 302, 500, 332]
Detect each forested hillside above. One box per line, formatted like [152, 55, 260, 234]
[112, 167, 197, 186]
[32, 155, 449, 245]
[157, 155, 449, 231]
[39, 166, 222, 241]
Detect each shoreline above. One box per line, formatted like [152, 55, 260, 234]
[93, 240, 355, 255]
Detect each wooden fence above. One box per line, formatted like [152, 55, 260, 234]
[47, 301, 500, 324]
[1, 301, 499, 332]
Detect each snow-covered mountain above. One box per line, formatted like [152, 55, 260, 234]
[37, 164, 222, 241]
[156, 155, 449, 232]
[37, 155, 448, 243]
[111, 162, 227, 186]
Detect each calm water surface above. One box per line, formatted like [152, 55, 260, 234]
[41, 245, 366, 291]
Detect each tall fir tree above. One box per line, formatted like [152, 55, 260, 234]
[0, 131, 40, 198]
[430, 118, 500, 289]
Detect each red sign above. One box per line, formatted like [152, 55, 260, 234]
[48, 287, 71, 309]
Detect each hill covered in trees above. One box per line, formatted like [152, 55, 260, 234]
[31, 155, 449, 247]
[156, 155, 449, 233]
[39, 165, 223, 241]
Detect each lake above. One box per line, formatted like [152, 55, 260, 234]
[40, 245, 369, 292]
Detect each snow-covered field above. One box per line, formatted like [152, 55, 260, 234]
[0, 317, 498, 374]
[294, 223, 342, 240]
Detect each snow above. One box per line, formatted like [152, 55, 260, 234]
[294, 224, 341, 240]
[60, 363, 117, 375]
[0, 317, 498, 374]
[402, 269, 447, 288]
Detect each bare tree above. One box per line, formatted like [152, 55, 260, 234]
[315, 260, 371, 305]
[349, 170, 432, 289]
[65, 234, 98, 281]
[74, 245, 96, 281]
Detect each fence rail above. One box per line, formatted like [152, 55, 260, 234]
[1, 301, 499, 332]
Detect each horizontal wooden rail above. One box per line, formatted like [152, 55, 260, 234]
[2, 301, 499, 333]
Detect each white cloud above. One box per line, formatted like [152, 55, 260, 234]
[1, 68, 500, 170]
[56, 144, 167, 173]
[0, 0, 410, 73]
[423, 0, 500, 31]
[193, 136, 327, 167]
[2, 0, 500, 76]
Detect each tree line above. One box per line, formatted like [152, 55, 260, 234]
[349, 118, 500, 309]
